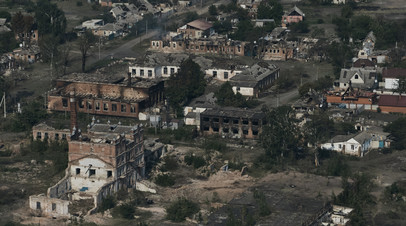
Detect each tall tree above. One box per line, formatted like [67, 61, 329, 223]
[260, 106, 303, 164]
[78, 31, 96, 72]
[35, 0, 67, 38]
[11, 11, 34, 44]
[166, 58, 206, 116]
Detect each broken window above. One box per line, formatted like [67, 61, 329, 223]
[36, 132, 42, 139]
[213, 118, 219, 122]
[36, 202, 41, 210]
[140, 69, 144, 76]
[203, 126, 209, 131]
[148, 70, 152, 77]
[62, 134, 67, 140]
[243, 130, 248, 135]
[55, 133, 59, 140]
[223, 128, 229, 133]
[87, 101, 92, 110]
[213, 127, 219, 132]
[252, 120, 258, 126]
[44, 133, 49, 139]
[224, 72, 229, 79]
[112, 104, 117, 112]
[233, 119, 239, 124]
[213, 71, 217, 77]
[243, 119, 249, 125]
[203, 117, 209, 121]
[107, 171, 112, 178]
[130, 105, 136, 113]
[351, 145, 354, 150]
[121, 104, 126, 112]
[79, 100, 84, 108]
[223, 118, 230, 123]
[95, 102, 100, 111]
[89, 169, 96, 177]
[103, 103, 108, 111]
[233, 128, 238, 134]
[76, 168, 80, 175]
[163, 67, 168, 75]
[52, 203, 56, 211]
[132, 69, 136, 75]
[253, 130, 258, 135]
[170, 68, 175, 74]
[62, 98, 68, 108]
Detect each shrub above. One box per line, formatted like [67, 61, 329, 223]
[184, 154, 206, 169]
[166, 198, 200, 222]
[98, 195, 116, 213]
[76, 1, 83, 6]
[160, 156, 178, 172]
[202, 138, 227, 152]
[112, 203, 135, 219]
[155, 174, 175, 187]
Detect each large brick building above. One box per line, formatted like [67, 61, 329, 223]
[47, 72, 164, 118]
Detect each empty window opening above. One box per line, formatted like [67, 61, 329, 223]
[107, 171, 112, 178]
[213, 71, 217, 77]
[95, 102, 100, 111]
[252, 120, 259, 126]
[203, 117, 209, 121]
[148, 70, 152, 77]
[243, 130, 248, 135]
[76, 168, 80, 175]
[112, 104, 117, 112]
[233, 119, 239, 124]
[52, 203, 56, 211]
[203, 126, 209, 131]
[132, 69, 136, 75]
[87, 101, 92, 110]
[213, 118, 219, 122]
[243, 120, 249, 125]
[233, 128, 238, 134]
[213, 127, 219, 132]
[163, 67, 168, 74]
[121, 104, 126, 112]
[89, 169, 96, 177]
[55, 133, 59, 140]
[62, 98, 68, 107]
[36, 202, 41, 210]
[170, 68, 175, 74]
[223, 118, 229, 123]
[103, 103, 108, 111]
[253, 130, 259, 135]
[130, 105, 136, 113]
[36, 132, 42, 139]
[62, 134, 67, 140]
[224, 72, 229, 79]
[140, 69, 144, 76]
[79, 100, 84, 108]
[223, 128, 229, 133]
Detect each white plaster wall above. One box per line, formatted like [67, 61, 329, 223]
[70, 158, 114, 193]
[205, 69, 242, 81]
[161, 66, 179, 77]
[129, 66, 158, 79]
[185, 117, 196, 125]
[232, 86, 254, 96]
[385, 78, 398, 89]
[29, 195, 70, 217]
[350, 74, 364, 84]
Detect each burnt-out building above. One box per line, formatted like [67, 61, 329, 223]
[47, 72, 164, 118]
[200, 108, 266, 139]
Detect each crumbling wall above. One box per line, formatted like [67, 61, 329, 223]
[48, 170, 71, 199]
[29, 194, 70, 218]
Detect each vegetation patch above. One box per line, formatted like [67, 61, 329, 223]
[166, 198, 200, 222]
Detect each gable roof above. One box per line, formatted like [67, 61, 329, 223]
[378, 95, 406, 107]
[339, 68, 377, 89]
[353, 131, 372, 144]
[364, 31, 376, 43]
[230, 62, 279, 87]
[382, 68, 406, 79]
[287, 6, 305, 17]
[186, 19, 213, 31]
[353, 59, 375, 68]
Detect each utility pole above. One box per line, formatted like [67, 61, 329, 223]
[146, 20, 148, 35]
[98, 36, 101, 60]
[0, 92, 6, 118]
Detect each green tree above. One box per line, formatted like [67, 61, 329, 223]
[327, 41, 353, 76]
[11, 11, 34, 43]
[78, 31, 96, 72]
[0, 32, 18, 54]
[0, 11, 11, 22]
[183, 12, 198, 24]
[166, 198, 200, 222]
[209, 5, 218, 16]
[384, 117, 406, 150]
[166, 58, 206, 116]
[260, 106, 303, 164]
[215, 82, 245, 107]
[35, 0, 67, 38]
[257, 0, 283, 24]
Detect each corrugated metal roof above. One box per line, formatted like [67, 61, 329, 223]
[186, 19, 213, 31]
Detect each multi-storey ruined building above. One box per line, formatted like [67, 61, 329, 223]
[150, 35, 246, 56]
[29, 107, 145, 217]
[200, 108, 266, 139]
[47, 72, 164, 118]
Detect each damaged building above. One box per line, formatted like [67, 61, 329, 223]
[229, 62, 280, 97]
[29, 106, 145, 218]
[150, 35, 246, 57]
[200, 107, 266, 139]
[47, 72, 164, 118]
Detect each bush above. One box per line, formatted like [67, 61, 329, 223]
[166, 198, 200, 222]
[160, 156, 178, 172]
[155, 174, 175, 187]
[184, 154, 206, 169]
[98, 195, 116, 213]
[76, 1, 83, 6]
[112, 203, 135, 219]
[202, 138, 227, 152]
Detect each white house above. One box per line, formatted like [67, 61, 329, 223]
[383, 68, 406, 90]
[205, 68, 243, 81]
[82, 19, 104, 29]
[229, 63, 280, 97]
[183, 93, 217, 128]
[129, 65, 179, 79]
[321, 131, 373, 157]
[337, 68, 377, 90]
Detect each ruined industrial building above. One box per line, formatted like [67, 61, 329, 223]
[29, 96, 145, 218]
[47, 72, 164, 118]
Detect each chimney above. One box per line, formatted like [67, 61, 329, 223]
[127, 72, 132, 87]
[70, 91, 78, 134]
